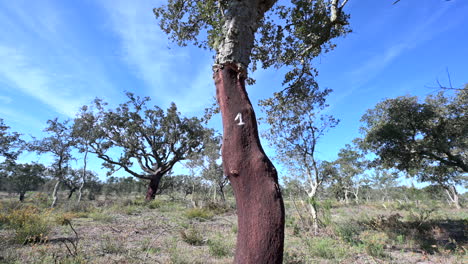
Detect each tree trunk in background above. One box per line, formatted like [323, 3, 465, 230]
[51, 180, 60, 208]
[215, 64, 285, 263]
[19, 192, 25, 202]
[67, 188, 77, 200]
[445, 185, 461, 209]
[309, 202, 319, 235]
[145, 173, 163, 201]
[77, 148, 88, 204]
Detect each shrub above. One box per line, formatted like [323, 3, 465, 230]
[334, 222, 362, 245]
[147, 199, 163, 209]
[308, 237, 348, 260]
[88, 211, 114, 223]
[3, 205, 51, 244]
[180, 226, 204, 246]
[208, 234, 233, 258]
[184, 208, 214, 221]
[359, 230, 389, 258]
[100, 235, 127, 254]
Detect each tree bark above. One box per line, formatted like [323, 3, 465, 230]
[77, 148, 88, 204]
[145, 173, 163, 201]
[51, 180, 60, 208]
[215, 64, 284, 263]
[445, 185, 461, 209]
[67, 188, 77, 200]
[19, 192, 25, 202]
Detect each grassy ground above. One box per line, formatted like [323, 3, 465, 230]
[0, 192, 466, 264]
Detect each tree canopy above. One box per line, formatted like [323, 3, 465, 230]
[75, 92, 207, 199]
[0, 118, 23, 162]
[360, 89, 467, 174]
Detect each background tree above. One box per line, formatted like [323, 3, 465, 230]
[75, 93, 206, 200]
[72, 106, 95, 203]
[370, 168, 399, 203]
[0, 118, 23, 162]
[30, 118, 76, 207]
[360, 89, 467, 208]
[2, 163, 46, 202]
[261, 84, 339, 233]
[332, 144, 366, 204]
[154, 1, 351, 261]
[188, 131, 228, 203]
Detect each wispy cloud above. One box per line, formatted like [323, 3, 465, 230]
[99, 0, 215, 115]
[0, 1, 116, 119]
[326, 3, 461, 110]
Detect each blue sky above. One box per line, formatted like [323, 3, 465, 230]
[1, 0, 467, 182]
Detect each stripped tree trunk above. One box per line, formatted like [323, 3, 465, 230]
[215, 64, 284, 263]
[145, 173, 163, 201]
[213, 0, 284, 262]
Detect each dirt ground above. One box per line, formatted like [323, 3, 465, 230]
[0, 194, 466, 263]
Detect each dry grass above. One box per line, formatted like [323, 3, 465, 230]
[0, 193, 466, 264]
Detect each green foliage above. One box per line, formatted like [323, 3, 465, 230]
[88, 210, 114, 223]
[333, 222, 362, 245]
[180, 226, 204, 246]
[147, 199, 163, 209]
[100, 235, 127, 254]
[1, 205, 51, 244]
[75, 93, 207, 196]
[359, 230, 389, 258]
[1, 163, 46, 201]
[360, 89, 468, 181]
[0, 118, 23, 161]
[184, 207, 214, 221]
[307, 237, 348, 260]
[208, 234, 233, 257]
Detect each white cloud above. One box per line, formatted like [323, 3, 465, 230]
[99, 0, 215, 115]
[0, 45, 85, 117]
[0, 1, 118, 119]
[325, 3, 459, 110]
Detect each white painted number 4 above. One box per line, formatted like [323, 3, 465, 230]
[235, 113, 245, 126]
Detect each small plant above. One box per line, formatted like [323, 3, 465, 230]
[147, 199, 163, 209]
[359, 230, 389, 258]
[180, 226, 204, 246]
[184, 208, 214, 221]
[123, 205, 142, 215]
[3, 205, 51, 244]
[88, 211, 114, 223]
[208, 234, 233, 258]
[318, 200, 333, 227]
[308, 237, 348, 260]
[100, 235, 127, 254]
[231, 224, 238, 234]
[334, 222, 361, 245]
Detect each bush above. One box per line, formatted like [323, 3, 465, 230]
[308, 237, 348, 260]
[208, 234, 233, 258]
[359, 230, 389, 258]
[89, 211, 114, 223]
[100, 235, 127, 254]
[334, 222, 362, 245]
[2, 205, 51, 244]
[180, 226, 204, 246]
[147, 199, 163, 209]
[184, 208, 214, 221]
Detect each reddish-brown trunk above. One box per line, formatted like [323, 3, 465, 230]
[19, 192, 25, 202]
[145, 174, 163, 201]
[215, 64, 285, 263]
